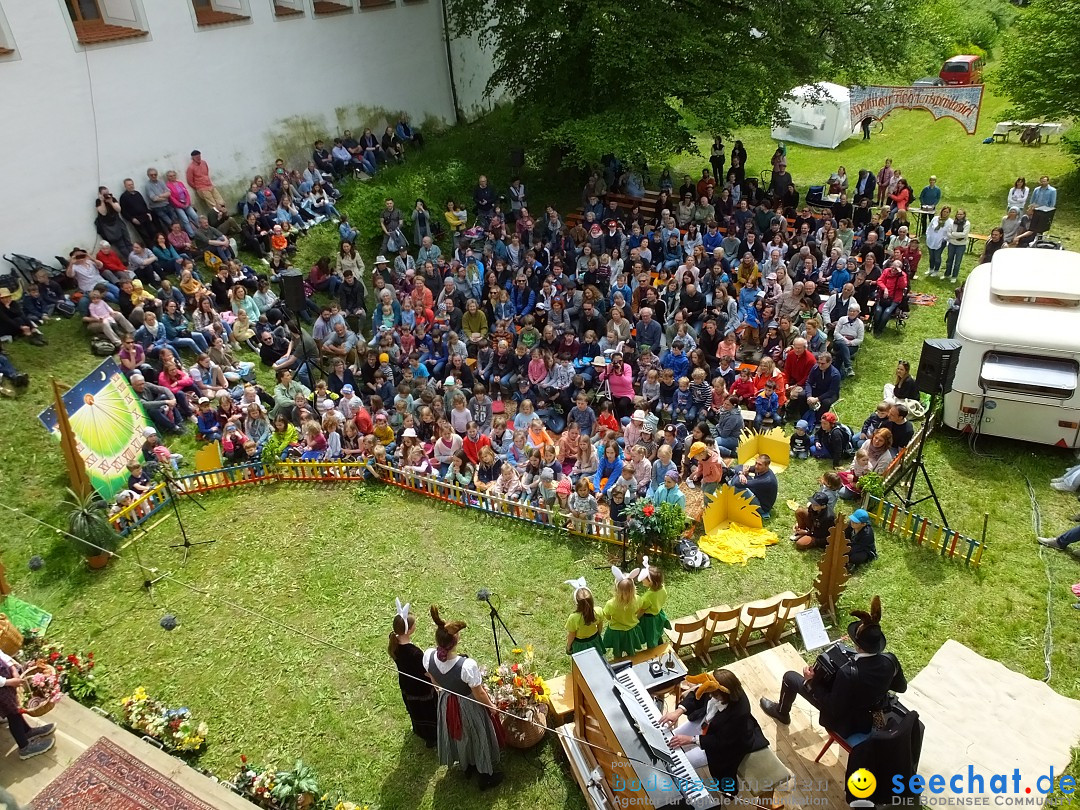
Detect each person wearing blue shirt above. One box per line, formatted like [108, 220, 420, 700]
[731, 454, 778, 519]
[510, 276, 535, 323]
[339, 218, 358, 243]
[918, 176, 941, 209]
[651, 470, 687, 508]
[593, 442, 624, 497]
[828, 259, 853, 294]
[1030, 176, 1057, 210]
[801, 352, 842, 427]
[660, 342, 690, 379]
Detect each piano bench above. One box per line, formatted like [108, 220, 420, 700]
[545, 675, 575, 725]
[813, 729, 870, 762]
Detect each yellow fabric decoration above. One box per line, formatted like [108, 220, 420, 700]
[685, 671, 730, 700]
[698, 526, 780, 566]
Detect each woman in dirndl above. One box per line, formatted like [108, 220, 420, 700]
[424, 605, 505, 790]
[389, 598, 437, 747]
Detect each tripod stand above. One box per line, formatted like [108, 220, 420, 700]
[158, 470, 215, 564]
[477, 589, 516, 664]
[886, 392, 950, 528]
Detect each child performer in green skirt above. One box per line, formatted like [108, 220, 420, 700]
[635, 558, 671, 648]
[603, 567, 646, 658]
[564, 577, 606, 656]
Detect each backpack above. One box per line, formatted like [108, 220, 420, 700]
[203, 251, 224, 274]
[90, 336, 116, 356]
[674, 537, 711, 571]
[837, 423, 858, 457]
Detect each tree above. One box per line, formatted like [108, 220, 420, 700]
[446, 0, 926, 168]
[997, 0, 1080, 121]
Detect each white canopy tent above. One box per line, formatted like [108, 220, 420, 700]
[771, 83, 855, 149]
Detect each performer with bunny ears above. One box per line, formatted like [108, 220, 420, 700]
[603, 566, 646, 658]
[564, 577, 606, 656]
[388, 598, 437, 747]
[634, 558, 671, 648]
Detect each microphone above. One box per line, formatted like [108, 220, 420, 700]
[476, 588, 491, 602]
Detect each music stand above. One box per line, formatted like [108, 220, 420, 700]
[158, 470, 214, 564]
[478, 589, 516, 664]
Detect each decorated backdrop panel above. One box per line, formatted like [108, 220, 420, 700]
[849, 85, 984, 134]
[38, 359, 152, 499]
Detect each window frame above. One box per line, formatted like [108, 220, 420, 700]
[312, 0, 354, 15]
[357, 0, 395, 9]
[271, 0, 305, 18]
[979, 351, 1079, 400]
[60, 0, 149, 47]
[0, 3, 17, 59]
[191, 0, 252, 27]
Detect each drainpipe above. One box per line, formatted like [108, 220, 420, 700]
[440, 0, 462, 124]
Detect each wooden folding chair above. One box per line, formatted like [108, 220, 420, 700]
[697, 605, 743, 658]
[735, 595, 784, 653]
[664, 615, 711, 665]
[767, 591, 813, 646]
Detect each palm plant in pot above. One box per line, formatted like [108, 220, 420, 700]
[63, 488, 121, 569]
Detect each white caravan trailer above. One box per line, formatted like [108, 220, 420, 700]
[944, 249, 1080, 448]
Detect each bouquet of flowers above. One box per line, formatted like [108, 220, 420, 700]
[120, 686, 208, 753]
[19, 663, 62, 716]
[487, 645, 550, 718]
[233, 756, 282, 808]
[624, 499, 686, 554]
[19, 638, 100, 704]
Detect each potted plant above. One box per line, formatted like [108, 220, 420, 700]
[624, 500, 687, 557]
[63, 488, 121, 569]
[271, 760, 321, 810]
[487, 645, 551, 749]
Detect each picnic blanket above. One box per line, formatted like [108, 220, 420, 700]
[698, 525, 779, 565]
[909, 292, 938, 307]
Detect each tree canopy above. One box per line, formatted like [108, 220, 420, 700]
[997, 0, 1080, 122]
[446, 0, 929, 167]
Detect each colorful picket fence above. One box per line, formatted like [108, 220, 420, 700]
[863, 494, 986, 568]
[108, 458, 627, 550]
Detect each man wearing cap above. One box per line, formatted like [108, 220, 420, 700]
[186, 151, 227, 217]
[830, 303, 864, 379]
[761, 596, 907, 736]
[846, 510, 877, 569]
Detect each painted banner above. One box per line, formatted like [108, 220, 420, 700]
[849, 84, 984, 134]
[38, 358, 152, 499]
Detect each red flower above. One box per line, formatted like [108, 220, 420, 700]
[511, 663, 519, 673]
[48, 651, 60, 662]
[240, 754, 248, 764]
[643, 504, 655, 517]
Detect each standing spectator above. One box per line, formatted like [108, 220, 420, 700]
[380, 198, 405, 252]
[918, 175, 941, 209]
[944, 209, 970, 281]
[473, 175, 496, 225]
[94, 187, 132, 258]
[186, 150, 227, 218]
[1006, 177, 1029, 211]
[1030, 175, 1057, 210]
[119, 178, 161, 245]
[924, 206, 952, 278]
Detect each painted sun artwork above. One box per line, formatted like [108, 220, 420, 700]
[38, 359, 153, 499]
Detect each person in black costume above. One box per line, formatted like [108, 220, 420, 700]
[760, 596, 906, 739]
[388, 599, 437, 747]
[661, 669, 789, 799]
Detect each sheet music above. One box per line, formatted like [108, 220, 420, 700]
[795, 607, 831, 651]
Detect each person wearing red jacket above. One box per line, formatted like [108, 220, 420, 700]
[872, 263, 908, 336]
[462, 422, 492, 465]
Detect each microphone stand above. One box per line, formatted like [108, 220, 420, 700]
[157, 468, 214, 564]
[479, 591, 516, 665]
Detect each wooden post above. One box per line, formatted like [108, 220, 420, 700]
[813, 512, 851, 624]
[51, 378, 93, 499]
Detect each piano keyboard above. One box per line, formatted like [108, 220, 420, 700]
[614, 668, 720, 809]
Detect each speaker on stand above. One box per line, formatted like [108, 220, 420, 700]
[888, 338, 962, 528]
[280, 273, 306, 316]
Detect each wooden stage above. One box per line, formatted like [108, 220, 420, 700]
[555, 642, 848, 809]
[0, 698, 256, 809]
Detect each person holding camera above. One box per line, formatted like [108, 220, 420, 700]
[760, 596, 907, 738]
[95, 186, 133, 258]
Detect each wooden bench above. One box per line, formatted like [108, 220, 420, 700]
[967, 233, 989, 255]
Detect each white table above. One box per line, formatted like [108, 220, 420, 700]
[992, 121, 1064, 143]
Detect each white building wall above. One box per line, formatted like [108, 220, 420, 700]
[0, 0, 458, 263]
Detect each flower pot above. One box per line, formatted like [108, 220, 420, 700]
[501, 703, 548, 749]
[86, 553, 111, 570]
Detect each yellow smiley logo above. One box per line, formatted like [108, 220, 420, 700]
[847, 768, 876, 798]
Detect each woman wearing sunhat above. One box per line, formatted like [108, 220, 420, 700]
[661, 668, 789, 800]
[760, 596, 907, 737]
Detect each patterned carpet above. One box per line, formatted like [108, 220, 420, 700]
[29, 738, 216, 810]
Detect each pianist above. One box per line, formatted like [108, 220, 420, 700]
[660, 669, 789, 799]
[759, 596, 907, 738]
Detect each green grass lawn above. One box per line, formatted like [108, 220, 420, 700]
[2, 78, 1080, 805]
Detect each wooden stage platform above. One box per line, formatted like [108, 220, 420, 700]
[0, 698, 255, 809]
[555, 642, 849, 809]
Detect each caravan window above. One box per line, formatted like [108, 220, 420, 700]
[979, 352, 1078, 399]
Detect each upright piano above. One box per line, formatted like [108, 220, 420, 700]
[560, 648, 720, 809]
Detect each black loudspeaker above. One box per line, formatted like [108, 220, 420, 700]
[280, 274, 306, 315]
[509, 147, 525, 170]
[916, 338, 962, 395]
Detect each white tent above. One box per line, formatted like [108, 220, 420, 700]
[770, 83, 854, 149]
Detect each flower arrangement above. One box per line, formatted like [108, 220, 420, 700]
[233, 756, 279, 808]
[624, 499, 686, 554]
[20, 664, 62, 715]
[233, 757, 371, 810]
[120, 686, 208, 753]
[487, 645, 550, 717]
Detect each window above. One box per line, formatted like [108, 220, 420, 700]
[192, 0, 251, 26]
[0, 3, 15, 58]
[64, 0, 147, 44]
[313, 0, 352, 14]
[272, 0, 304, 17]
[980, 352, 1078, 399]
[358, 0, 394, 9]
